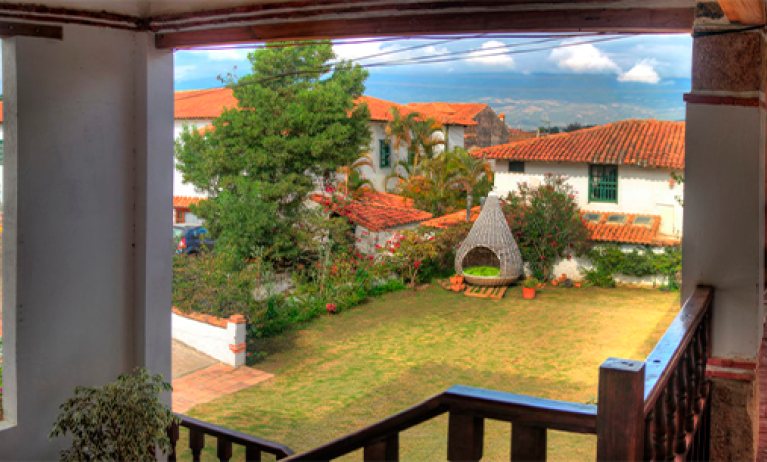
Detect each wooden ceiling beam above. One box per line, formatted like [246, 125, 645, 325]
[718, 0, 767, 24]
[156, 7, 694, 49]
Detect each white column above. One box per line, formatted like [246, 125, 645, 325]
[0, 25, 173, 459]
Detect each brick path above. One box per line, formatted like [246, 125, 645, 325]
[173, 363, 273, 413]
[758, 318, 767, 461]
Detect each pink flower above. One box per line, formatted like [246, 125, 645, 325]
[414, 261, 421, 268]
[326, 302, 337, 314]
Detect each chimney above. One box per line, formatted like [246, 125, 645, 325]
[499, 113, 505, 122]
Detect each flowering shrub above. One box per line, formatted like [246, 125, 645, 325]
[503, 174, 590, 281]
[385, 229, 438, 289]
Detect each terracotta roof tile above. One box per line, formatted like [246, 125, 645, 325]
[310, 192, 431, 232]
[407, 102, 487, 121]
[474, 119, 685, 169]
[358, 96, 476, 126]
[420, 207, 482, 229]
[424, 207, 679, 246]
[173, 196, 204, 210]
[174, 90, 475, 126]
[175, 88, 239, 120]
[356, 191, 415, 208]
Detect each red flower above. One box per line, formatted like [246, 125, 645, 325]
[414, 261, 421, 268]
[326, 303, 337, 314]
[567, 255, 572, 260]
[541, 256, 546, 260]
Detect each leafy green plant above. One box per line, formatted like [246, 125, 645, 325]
[584, 245, 681, 290]
[464, 266, 500, 277]
[385, 230, 439, 290]
[502, 173, 591, 281]
[522, 278, 539, 289]
[49, 368, 178, 462]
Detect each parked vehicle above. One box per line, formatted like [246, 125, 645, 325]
[173, 224, 214, 254]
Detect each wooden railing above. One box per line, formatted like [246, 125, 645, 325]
[167, 414, 295, 461]
[166, 286, 714, 462]
[597, 285, 713, 461]
[285, 386, 598, 461]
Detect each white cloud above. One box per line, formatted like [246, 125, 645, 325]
[618, 59, 661, 84]
[549, 43, 620, 74]
[174, 64, 199, 82]
[204, 48, 251, 61]
[334, 41, 392, 61]
[467, 40, 515, 67]
[333, 41, 450, 67]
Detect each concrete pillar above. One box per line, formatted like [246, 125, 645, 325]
[682, 25, 766, 461]
[0, 25, 173, 459]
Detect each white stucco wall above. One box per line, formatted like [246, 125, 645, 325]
[172, 312, 246, 366]
[548, 245, 673, 287]
[173, 119, 211, 198]
[354, 222, 422, 255]
[0, 26, 173, 459]
[492, 161, 684, 237]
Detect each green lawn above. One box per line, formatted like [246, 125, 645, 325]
[186, 285, 679, 461]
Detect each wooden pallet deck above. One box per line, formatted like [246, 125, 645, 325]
[463, 285, 507, 300]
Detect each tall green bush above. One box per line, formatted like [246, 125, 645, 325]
[502, 174, 591, 281]
[584, 245, 681, 289]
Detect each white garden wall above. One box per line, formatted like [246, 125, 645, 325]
[492, 162, 684, 237]
[172, 308, 247, 367]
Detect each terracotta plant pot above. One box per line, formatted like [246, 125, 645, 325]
[522, 287, 536, 299]
[574, 282, 582, 288]
[449, 275, 464, 285]
[551, 280, 559, 287]
[560, 274, 567, 282]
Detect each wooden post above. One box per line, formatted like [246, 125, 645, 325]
[596, 358, 646, 461]
[511, 423, 546, 461]
[189, 428, 205, 462]
[364, 434, 399, 461]
[447, 412, 484, 462]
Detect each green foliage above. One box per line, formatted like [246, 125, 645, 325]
[522, 278, 539, 289]
[176, 40, 371, 264]
[385, 229, 439, 289]
[464, 266, 500, 276]
[584, 245, 682, 289]
[49, 368, 178, 462]
[503, 173, 591, 281]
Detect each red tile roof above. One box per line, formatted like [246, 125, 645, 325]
[175, 88, 239, 120]
[582, 211, 667, 245]
[173, 196, 204, 210]
[356, 191, 415, 208]
[474, 119, 685, 169]
[358, 96, 476, 126]
[420, 206, 482, 229]
[174, 90, 475, 126]
[310, 192, 432, 232]
[423, 206, 679, 246]
[406, 102, 488, 121]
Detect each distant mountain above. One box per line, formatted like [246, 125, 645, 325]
[363, 73, 689, 131]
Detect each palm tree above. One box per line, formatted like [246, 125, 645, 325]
[337, 153, 376, 197]
[385, 107, 418, 185]
[450, 147, 494, 220]
[345, 169, 376, 200]
[410, 117, 444, 170]
[406, 152, 461, 216]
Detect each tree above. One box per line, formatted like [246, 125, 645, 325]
[502, 174, 590, 281]
[176, 41, 371, 264]
[385, 107, 418, 187]
[450, 147, 493, 221]
[400, 153, 461, 216]
[410, 117, 444, 169]
[337, 153, 376, 199]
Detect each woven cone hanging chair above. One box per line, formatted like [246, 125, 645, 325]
[455, 194, 523, 286]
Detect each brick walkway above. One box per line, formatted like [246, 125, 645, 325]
[758, 319, 767, 461]
[173, 364, 274, 413]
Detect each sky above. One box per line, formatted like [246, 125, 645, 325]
[175, 34, 693, 130]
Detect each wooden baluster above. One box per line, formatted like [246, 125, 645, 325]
[167, 421, 179, 462]
[665, 375, 676, 461]
[217, 437, 233, 462]
[447, 412, 484, 462]
[245, 444, 262, 462]
[189, 428, 205, 462]
[596, 358, 645, 461]
[364, 434, 399, 461]
[644, 413, 655, 462]
[686, 346, 697, 435]
[511, 424, 546, 461]
[675, 354, 688, 457]
[653, 389, 667, 461]
[694, 330, 705, 414]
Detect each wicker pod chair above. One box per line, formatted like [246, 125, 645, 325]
[455, 194, 523, 286]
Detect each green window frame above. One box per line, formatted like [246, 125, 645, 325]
[379, 140, 391, 168]
[589, 164, 618, 203]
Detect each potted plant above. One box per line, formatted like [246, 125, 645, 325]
[50, 367, 179, 461]
[522, 278, 539, 299]
[449, 273, 464, 286]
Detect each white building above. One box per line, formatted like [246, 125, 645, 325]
[477, 119, 685, 239]
[173, 90, 473, 194]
